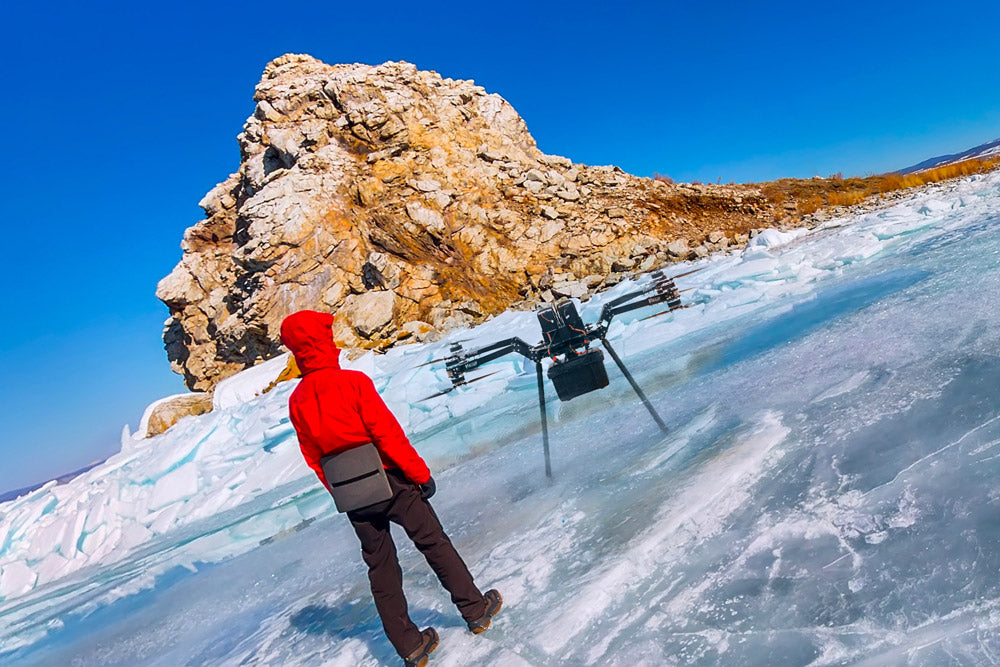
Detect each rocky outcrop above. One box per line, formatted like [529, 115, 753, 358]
[145, 393, 214, 437]
[158, 54, 778, 390]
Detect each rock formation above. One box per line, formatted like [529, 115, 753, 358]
[157, 54, 779, 391]
[145, 393, 214, 437]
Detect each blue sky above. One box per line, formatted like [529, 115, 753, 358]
[2, 0, 999, 492]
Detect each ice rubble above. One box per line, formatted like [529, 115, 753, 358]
[0, 170, 998, 640]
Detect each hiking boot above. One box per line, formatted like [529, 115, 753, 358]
[467, 589, 503, 634]
[403, 627, 439, 667]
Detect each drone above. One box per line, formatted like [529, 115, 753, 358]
[421, 267, 700, 477]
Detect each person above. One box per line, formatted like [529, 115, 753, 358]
[280, 310, 501, 667]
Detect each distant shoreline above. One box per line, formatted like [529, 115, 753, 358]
[0, 459, 107, 504]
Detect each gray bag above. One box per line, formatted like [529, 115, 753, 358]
[320, 443, 393, 513]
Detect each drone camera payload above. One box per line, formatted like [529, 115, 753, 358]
[548, 348, 609, 401]
[423, 267, 701, 477]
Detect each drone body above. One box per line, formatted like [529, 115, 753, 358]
[427, 268, 698, 477]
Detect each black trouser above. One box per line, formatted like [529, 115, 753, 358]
[347, 469, 486, 657]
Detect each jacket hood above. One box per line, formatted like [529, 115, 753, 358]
[280, 310, 341, 374]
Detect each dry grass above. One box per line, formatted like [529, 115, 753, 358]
[638, 155, 1000, 247]
[760, 156, 1000, 218]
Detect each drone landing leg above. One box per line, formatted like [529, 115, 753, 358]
[536, 360, 552, 478]
[601, 338, 668, 432]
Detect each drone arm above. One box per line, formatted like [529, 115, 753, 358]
[446, 337, 535, 384]
[603, 293, 681, 320]
[599, 274, 681, 327]
[470, 337, 534, 362]
[466, 344, 520, 367]
[598, 288, 650, 323]
[599, 271, 671, 322]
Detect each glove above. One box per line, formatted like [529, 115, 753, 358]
[419, 476, 436, 500]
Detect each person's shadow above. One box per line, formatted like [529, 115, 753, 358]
[290, 601, 461, 663]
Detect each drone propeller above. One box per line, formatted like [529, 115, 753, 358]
[417, 370, 503, 402]
[639, 303, 692, 321]
[415, 355, 453, 369]
[668, 266, 706, 280]
[412, 340, 473, 369]
[419, 386, 458, 401]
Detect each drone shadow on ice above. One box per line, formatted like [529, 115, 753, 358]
[289, 602, 458, 659]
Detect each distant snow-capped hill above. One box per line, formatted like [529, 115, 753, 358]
[901, 137, 1000, 173]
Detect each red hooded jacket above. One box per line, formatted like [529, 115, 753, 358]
[280, 310, 431, 488]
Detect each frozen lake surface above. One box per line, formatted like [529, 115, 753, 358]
[2, 172, 999, 665]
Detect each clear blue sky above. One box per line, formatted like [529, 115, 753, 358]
[2, 0, 999, 492]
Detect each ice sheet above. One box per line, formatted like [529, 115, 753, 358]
[2, 171, 1000, 664]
